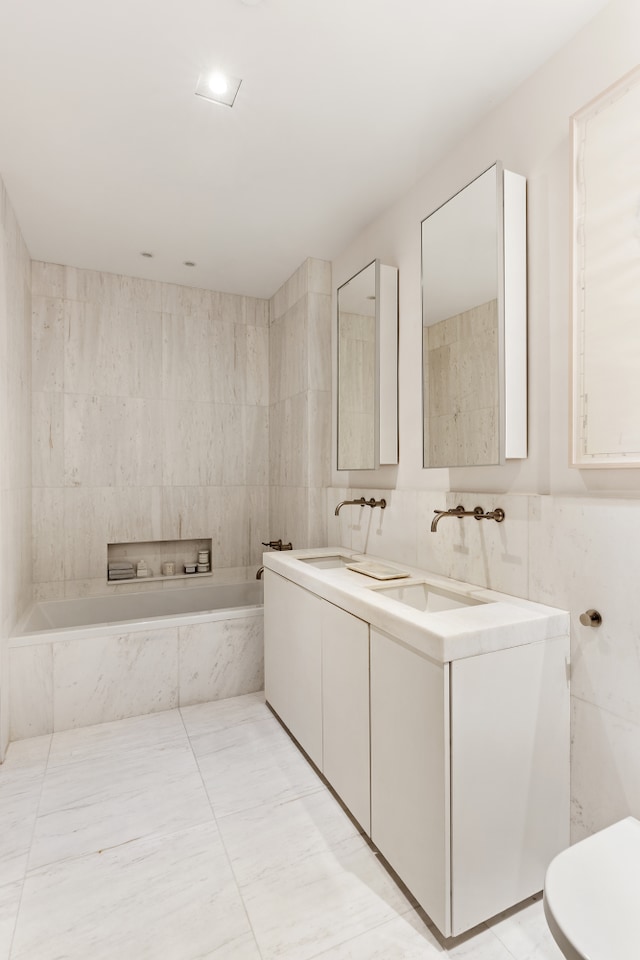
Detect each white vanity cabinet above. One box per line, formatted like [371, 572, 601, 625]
[264, 570, 371, 831]
[370, 627, 570, 937]
[263, 570, 323, 768]
[263, 549, 570, 939]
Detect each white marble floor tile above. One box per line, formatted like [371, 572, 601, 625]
[0, 881, 22, 960]
[309, 910, 448, 959]
[180, 690, 269, 737]
[193, 715, 324, 817]
[217, 788, 362, 887]
[240, 838, 414, 960]
[29, 734, 214, 870]
[11, 823, 261, 960]
[0, 739, 49, 886]
[487, 896, 565, 960]
[45, 707, 186, 769]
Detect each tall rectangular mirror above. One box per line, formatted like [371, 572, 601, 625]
[421, 162, 527, 468]
[337, 260, 398, 470]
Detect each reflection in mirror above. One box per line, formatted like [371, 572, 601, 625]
[421, 163, 527, 468]
[337, 260, 398, 470]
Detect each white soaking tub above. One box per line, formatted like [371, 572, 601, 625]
[9, 581, 264, 741]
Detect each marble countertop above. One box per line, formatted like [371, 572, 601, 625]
[263, 547, 569, 663]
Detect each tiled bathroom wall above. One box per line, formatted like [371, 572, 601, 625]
[328, 484, 640, 843]
[268, 259, 332, 551]
[31, 263, 270, 599]
[0, 177, 32, 757]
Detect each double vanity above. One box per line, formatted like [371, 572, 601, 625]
[263, 548, 570, 938]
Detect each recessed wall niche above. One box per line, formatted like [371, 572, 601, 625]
[107, 538, 213, 585]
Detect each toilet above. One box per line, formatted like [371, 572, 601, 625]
[543, 816, 640, 960]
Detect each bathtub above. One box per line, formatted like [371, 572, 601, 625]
[9, 581, 264, 741]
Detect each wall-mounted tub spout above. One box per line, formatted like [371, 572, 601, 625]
[430, 505, 505, 533]
[261, 539, 292, 551]
[334, 497, 387, 516]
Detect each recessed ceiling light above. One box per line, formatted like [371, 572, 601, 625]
[195, 71, 242, 107]
[140, 251, 154, 258]
[183, 261, 196, 267]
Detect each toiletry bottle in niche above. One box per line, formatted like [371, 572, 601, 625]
[136, 559, 148, 578]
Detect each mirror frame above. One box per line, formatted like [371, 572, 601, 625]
[421, 162, 527, 468]
[336, 259, 398, 470]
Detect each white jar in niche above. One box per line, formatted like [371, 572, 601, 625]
[136, 560, 148, 578]
[162, 561, 175, 576]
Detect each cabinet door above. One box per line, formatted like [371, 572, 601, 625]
[450, 636, 570, 935]
[263, 570, 323, 768]
[370, 628, 451, 936]
[322, 603, 370, 833]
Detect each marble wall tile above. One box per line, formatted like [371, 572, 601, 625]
[31, 261, 64, 299]
[52, 628, 179, 731]
[269, 298, 307, 404]
[528, 496, 640, 727]
[307, 487, 328, 549]
[163, 314, 246, 404]
[162, 401, 246, 487]
[64, 301, 162, 399]
[32, 488, 64, 583]
[9, 645, 54, 739]
[270, 259, 308, 321]
[325, 487, 352, 549]
[63, 486, 163, 581]
[179, 616, 264, 706]
[64, 395, 162, 487]
[308, 391, 331, 488]
[32, 296, 64, 392]
[570, 696, 640, 843]
[244, 297, 269, 328]
[162, 486, 261, 568]
[268, 486, 309, 553]
[0, 174, 31, 759]
[245, 323, 270, 407]
[306, 258, 332, 296]
[350, 488, 419, 566]
[417, 491, 530, 597]
[33, 582, 65, 602]
[307, 294, 331, 393]
[245, 407, 269, 488]
[269, 395, 308, 487]
[32, 392, 64, 487]
[161, 282, 213, 315]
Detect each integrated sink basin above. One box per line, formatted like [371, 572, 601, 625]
[299, 555, 352, 569]
[372, 581, 486, 613]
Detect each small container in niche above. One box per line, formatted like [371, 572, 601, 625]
[162, 561, 175, 577]
[136, 560, 149, 578]
[197, 563, 210, 573]
[198, 550, 209, 565]
[184, 563, 197, 574]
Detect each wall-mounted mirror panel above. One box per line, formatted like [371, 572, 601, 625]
[421, 162, 527, 468]
[337, 260, 398, 470]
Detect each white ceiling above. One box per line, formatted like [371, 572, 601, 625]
[0, 0, 610, 299]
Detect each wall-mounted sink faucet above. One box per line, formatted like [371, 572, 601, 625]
[430, 505, 505, 533]
[335, 497, 387, 516]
